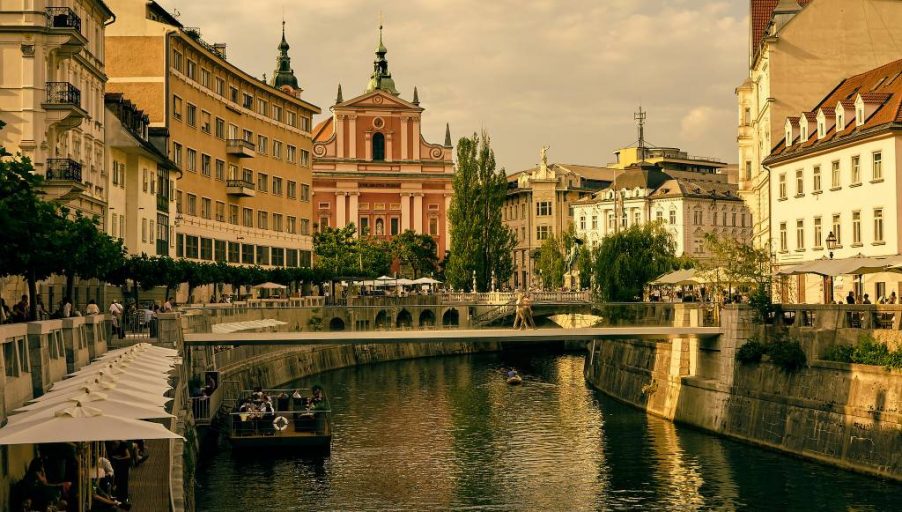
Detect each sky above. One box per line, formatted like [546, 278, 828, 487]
[158, 0, 749, 172]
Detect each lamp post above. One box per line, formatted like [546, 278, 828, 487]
[826, 231, 837, 303]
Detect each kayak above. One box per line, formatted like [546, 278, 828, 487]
[507, 375, 523, 386]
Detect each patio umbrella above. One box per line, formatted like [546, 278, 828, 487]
[49, 371, 171, 394]
[252, 282, 287, 290]
[6, 394, 173, 425]
[101, 343, 178, 358]
[16, 386, 171, 412]
[412, 277, 442, 285]
[0, 404, 183, 445]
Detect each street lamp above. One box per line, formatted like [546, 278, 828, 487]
[826, 231, 837, 259]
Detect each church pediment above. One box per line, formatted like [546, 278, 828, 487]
[337, 90, 422, 111]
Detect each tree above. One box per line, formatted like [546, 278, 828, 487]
[313, 225, 359, 276]
[593, 223, 678, 302]
[702, 233, 772, 316]
[534, 234, 566, 290]
[446, 132, 516, 291]
[57, 210, 125, 300]
[392, 230, 438, 278]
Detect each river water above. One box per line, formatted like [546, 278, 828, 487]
[196, 351, 900, 511]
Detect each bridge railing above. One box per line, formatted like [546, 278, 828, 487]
[777, 303, 902, 331]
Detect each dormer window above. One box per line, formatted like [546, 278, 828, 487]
[784, 118, 794, 145]
[816, 110, 828, 139]
[800, 120, 808, 141]
[836, 110, 844, 132]
[855, 96, 866, 126]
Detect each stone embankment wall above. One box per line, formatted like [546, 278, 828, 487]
[584, 306, 901, 481]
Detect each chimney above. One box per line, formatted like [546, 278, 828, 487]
[213, 43, 227, 59]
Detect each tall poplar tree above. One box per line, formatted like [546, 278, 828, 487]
[446, 132, 516, 291]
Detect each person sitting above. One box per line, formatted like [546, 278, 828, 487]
[277, 392, 290, 413]
[85, 299, 100, 316]
[862, 293, 872, 304]
[261, 399, 276, 435]
[21, 458, 70, 512]
[890, 291, 898, 304]
[846, 291, 856, 304]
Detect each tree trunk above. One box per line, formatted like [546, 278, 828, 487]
[26, 271, 38, 321]
[65, 272, 75, 305]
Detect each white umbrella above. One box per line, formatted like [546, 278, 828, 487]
[0, 404, 183, 445]
[6, 393, 173, 425]
[101, 343, 178, 358]
[412, 277, 441, 285]
[49, 372, 171, 394]
[20, 385, 170, 411]
[252, 282, 288, 290]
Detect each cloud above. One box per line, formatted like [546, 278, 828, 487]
[156, 0, 747, 170]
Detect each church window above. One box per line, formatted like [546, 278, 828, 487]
[372, 132, 385, 161]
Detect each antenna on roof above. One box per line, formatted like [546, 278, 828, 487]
[635, 106, 647, 163]
[172, 8, 181, 18]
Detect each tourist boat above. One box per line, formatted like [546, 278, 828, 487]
[227, 387, 332, 453]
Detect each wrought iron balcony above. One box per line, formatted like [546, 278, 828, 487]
[45, 159, 82, 182]
[226, 179, 255, 197]
[45, 82, 81, 107]
[226, 139, 255, 157]
[46, 7, 82, 33]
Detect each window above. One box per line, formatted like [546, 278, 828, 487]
[215, 159, 225, 181]
[273, 213, 283, 232]
[796, 219, 804, 250]
[201, 197, 211, 219]
[257, 173, 268, 192]
[256, 246, 270, 265]
[176, 190, 183, 213]
[257, 211, 268, 230]
[837, 110, 844, 131]
[873, 152, 883, 181]
[852, 210, 861, 244]
[201, 110, 211, 133]
[176, 233, 184, 257]
[272, 177, 283, 196]
[372, 133, 385, 161]
[851, 156, 860, 184]
[229, 86, 239, 103]
[579, 216, 586, 230]
[172, 50, 182, 72]
[142, 169, 149, 192]
[201, 154, 211, 177]
[668, 210, 676, 225]
[287, 249, 299, 267]
[257, 98, 267, 116]
[536, 201, 552, 216]
[634, 211, 641, 226]
[215, 201, 225, 222]
[185, 235, 199, 259]
[200, 237, 212, 260]
[744, 160, 752, 181]
[287, 181, 297, 199]
[273, 105, 283, 122]
[693, 210, 702, 225]
[215, 77, 224, 96]
[242, 208, 253, 227]
[272, 140, 282, 159]
[214, 240, 226, 262]
[832, 214, 842, 245]
[300, 218, 310, 235]
[874, 208, 884, 243]
[591, 215, 598, 229]
[272, 247, 285, 266]
[228, 242, 240, 263]
[200, 68, 210, 88]
[300, 149, 310, 167]
[390, 217, 400, 235]
[186, 194, 197, 216]
[241, 243, 254, 264]
[812, 165, 821, 192]
[300, 184, 310, 201]
[287, 111, 297, 127]
[243, 129, 252, 142]
[243, 168, 253, 184]
[186, 103, 196, 126]
[779, 222, 787, 252]
[257, 135, 268, 155]
[172, 95, 183, 120]
[186, 59, 196, 80]
[229, 204, 238, 225]
[186, 148, 197, 172]
[287, 145, 297, 163]
[814, 217, 822, 247]
[287, 216, 297, 234]
[795, 169, 803, 195]
[831, 161, 840, 188]
[215, 117, 225, 139]
[301, 116, 311, 131]
[142, 218, 147, 243]
[429, 216, 439, 236]
[242, 93, 253, 109]
[778, 173, 787, 199]
[536, 225, 550, 240]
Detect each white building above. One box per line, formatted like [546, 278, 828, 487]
[572, 162, 751, 259]
[765, 58, 902, 303]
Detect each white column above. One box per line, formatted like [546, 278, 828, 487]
[400, 193, 410, 232]
[444, 194, 452, 247]
[413, 118, 421, 159]
[335, 192, 346, 227]
[349, 115, 357, 159]
[385, 133, 393, 162]
[349, 192, 359, 233]
[400, 116, 408, 160]
[413, 193, 424, 232]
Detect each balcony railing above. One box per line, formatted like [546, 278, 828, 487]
[45, 159, 82, 182]
[45, 7, 82, 33]
[45, 82, 81, 107]
[226, 139, 255, 157]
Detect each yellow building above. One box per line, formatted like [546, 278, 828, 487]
[736, 0, 902, 250]
[104, 0, 320, 274]
[0, 0, 114, 218]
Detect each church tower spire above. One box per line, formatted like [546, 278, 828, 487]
[271, 19, 300, 93]
[365, 21, 399, 95]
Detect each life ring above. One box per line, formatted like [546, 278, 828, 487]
[273, 416, 289, 431]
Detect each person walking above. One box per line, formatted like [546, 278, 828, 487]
[513, 293, 525, 330]
[109, 300, 124, 339]
[523, 293, 536, 329]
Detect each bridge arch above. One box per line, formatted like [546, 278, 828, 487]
[442, 308, 460, 327]
[375, 309, 390, 329]
[396, 309, 412, 328]
[418, 309, 436, 327]
[328, 317, 345, 331]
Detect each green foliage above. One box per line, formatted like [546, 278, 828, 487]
[592, 223, 677, 302]
[392, 230, 438, 278]
[736, 339, 767, 364]
[823, 335, 902, 369]
[749, 284, 774, 323]
[702, 233, 772, 306]
[313, 224, 391, 278]
[534, 234, 566, 290]
[446, 132, 516, 291]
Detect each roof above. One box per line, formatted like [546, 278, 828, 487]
[506, 163, 619, 184]
[767, 58, 902, 162]
[609, 163, 670, 191]
[648, 178, 742, 201]
[312, 117, 333, 142]
[751, 0, 812, 60]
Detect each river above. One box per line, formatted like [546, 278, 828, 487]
[196, 350, 900, 511]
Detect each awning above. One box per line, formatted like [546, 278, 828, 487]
[776, 255, 902, 277]
[211, 319, 287, 334]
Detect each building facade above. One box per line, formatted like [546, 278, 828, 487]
[503, 152, 618, 289]
[105, 0, 320, 271]
[737, 0, 902, 250]
[311, 26, 454, 254]
[0, 0, 114, 218]
[764, 58, 902, 303]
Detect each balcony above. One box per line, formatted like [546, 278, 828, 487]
[45, 7, 87, 55]
[226, 179, 255, 197]
[226, 139, 255, 158]
[45, 159, 83, 182]
[43, 82, 87, 130]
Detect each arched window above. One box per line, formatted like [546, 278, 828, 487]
[372, 132, 385, 161]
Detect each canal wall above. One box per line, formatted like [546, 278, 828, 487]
[584, 306, 902, 481]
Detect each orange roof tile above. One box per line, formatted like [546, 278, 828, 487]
[312, 117, 333, 142]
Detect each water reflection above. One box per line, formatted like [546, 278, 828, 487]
[197, 352, 900, 512]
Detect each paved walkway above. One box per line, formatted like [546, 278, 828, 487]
[128, 439, 170, 512]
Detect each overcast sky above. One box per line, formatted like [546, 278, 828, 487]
[158, 0, 748, 171]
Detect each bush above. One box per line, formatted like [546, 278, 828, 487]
[823, 336, 902, 369]
[736, 339, 766, 364]
[823, 344, 853, 363]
